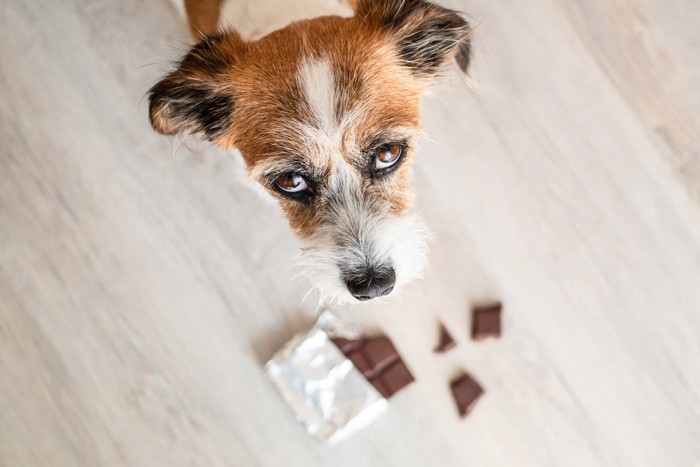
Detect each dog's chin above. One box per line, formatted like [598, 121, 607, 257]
[295, 215, 430, 305]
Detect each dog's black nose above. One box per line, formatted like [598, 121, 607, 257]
[345, 267, 396, 301]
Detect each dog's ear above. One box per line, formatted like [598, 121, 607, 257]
[148, 33, 243, 140]
[356, 0, 472, 76]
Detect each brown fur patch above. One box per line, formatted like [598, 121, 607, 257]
[184, 0, 224, 40]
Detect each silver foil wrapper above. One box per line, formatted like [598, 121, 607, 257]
[265, 312, 387, 443]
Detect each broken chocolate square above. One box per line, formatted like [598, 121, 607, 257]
[434, 323, 456, 353]
[371, 360, 414, 398]
[471, 303, 502, 340]
[450, 372, 484, 417]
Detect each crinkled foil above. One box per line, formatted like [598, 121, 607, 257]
[265, 312, 387, 443]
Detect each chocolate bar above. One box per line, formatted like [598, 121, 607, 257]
[265, 313, 388, 443]
[471, 303, 502, 340]
[332, 335, 414, 398]
[450, 372, 484, 417]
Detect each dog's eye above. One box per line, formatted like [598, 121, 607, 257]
[274, 173, 309, 193]
[375, 144, 404, 171]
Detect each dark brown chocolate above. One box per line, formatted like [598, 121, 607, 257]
[434, 323, 456, 353]
[362, 337, 399, 376]
[331, 337, 363, 354]
[346, 349, 372, 377]
[471, 303, 502, 340]
[450, 373, 484, 417]
[371, 360, 414, 398]
[332, 335, 414, 398]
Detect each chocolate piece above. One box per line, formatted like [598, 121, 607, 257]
[434, 323, 456, 353]
[331, 334, 414, 398]
[371, 361, 414, 398]
[471, 303, 502, 340]
[368, 376, 389, 399]
[450, 373, 484, 417]
[347, 350, 373, 378]
[331, 337, 363, 353]
[362, 337, 399, 376]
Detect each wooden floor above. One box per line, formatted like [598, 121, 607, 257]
[2, 0, 700, 465]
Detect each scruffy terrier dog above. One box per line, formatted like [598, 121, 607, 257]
[149, 0, 472, 303]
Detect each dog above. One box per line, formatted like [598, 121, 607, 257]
[149, 0, 472, 303]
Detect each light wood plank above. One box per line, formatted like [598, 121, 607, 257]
[1, 0, 699, 466]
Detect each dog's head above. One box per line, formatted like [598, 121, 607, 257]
[149, 0, 472, 303]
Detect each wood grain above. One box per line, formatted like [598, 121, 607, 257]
[1, 0, 699, 466]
